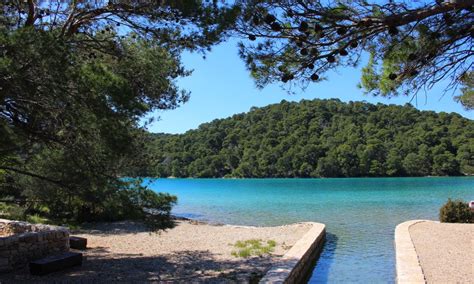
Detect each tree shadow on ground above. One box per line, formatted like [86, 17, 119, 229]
[0, 248, 283, 283]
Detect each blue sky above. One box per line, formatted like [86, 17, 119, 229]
[147, 39, 473, 134]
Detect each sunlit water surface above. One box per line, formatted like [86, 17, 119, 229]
[145, 177, 474, 283]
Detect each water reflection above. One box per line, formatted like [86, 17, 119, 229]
[309, 232, 338, 283]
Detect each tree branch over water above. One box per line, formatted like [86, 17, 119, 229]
[236, 0, 473, 99]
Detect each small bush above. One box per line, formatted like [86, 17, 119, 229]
[26, 214, 50, 224]
[0, 202, 26, 220]
[230, 239, 276, 258]
[439, 199, 473, 223]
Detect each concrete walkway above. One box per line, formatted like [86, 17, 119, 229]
[395, 220, 474, 284]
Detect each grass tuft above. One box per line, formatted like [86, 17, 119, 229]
[230, 239, 276, 258]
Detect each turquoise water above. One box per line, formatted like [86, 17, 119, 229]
[146, 177, 474, 283]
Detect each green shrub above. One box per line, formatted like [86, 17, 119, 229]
[0, 202, 25, 220]
[439, 199, 473, 223]
[0, 179, 177, 231]
[230, 239, 276, 258]
[26, 214, 50, 224]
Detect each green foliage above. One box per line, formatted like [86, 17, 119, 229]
[237, 1, 472, 102]
[148, 99, 473, 178]
[0, 202, 25, 220]
[439, 199, 473, 223]
[26, 214, 50, 225]
[230, 239, 276, 258]
[456, 72, 474, 110]
[0, 2, 238, 228]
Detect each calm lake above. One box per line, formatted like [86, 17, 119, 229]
[146, 177, 474, 283]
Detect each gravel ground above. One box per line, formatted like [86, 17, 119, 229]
[0, 220, 313, 283]
[409, 221, 474, 284]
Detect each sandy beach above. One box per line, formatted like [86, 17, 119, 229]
[0, 219, 313, 283]
[409, 221, 474, 283]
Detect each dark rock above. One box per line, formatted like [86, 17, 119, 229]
[69, 236, 87, 250]
[29, 252, 82, 276]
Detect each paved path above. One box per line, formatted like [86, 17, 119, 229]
[410, 221, 473, 284]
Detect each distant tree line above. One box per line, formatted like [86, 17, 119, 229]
[146, 99, 474, 178]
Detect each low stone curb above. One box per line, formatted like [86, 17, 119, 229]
[259, 222, 326, 284]
[394, 220, 428, 284]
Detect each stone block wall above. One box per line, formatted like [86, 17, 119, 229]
[259, 222, 326, 284]
[0, 219, 70, 272]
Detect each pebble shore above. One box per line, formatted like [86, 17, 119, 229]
[0, 219, 312, 282]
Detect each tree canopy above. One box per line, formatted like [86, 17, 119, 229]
[456, 71, 474, 109]
[147, 99, 474, 178]
[0, 1, 238, 226]
[236, 0, 473, 101]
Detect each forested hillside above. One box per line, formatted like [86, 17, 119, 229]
[147, 99, 473, 178]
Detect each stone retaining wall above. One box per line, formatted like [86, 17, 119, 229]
[0, 219, 69, 272]
[394, 220, 427, 284]
[260, 222, 326, 284]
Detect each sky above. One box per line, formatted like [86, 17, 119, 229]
[147, 39, 473, 134]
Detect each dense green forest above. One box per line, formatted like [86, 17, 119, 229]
[146, 99, 473, 178]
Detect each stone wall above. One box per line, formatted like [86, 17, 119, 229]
[0, 219, 70, 273]
[260, 222, 326, 284]
[394, 220, 427, 284]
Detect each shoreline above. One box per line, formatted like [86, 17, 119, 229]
[147, 175, 473, 179]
